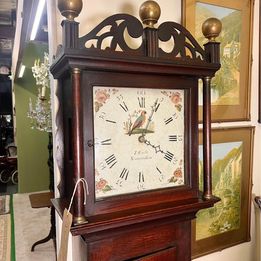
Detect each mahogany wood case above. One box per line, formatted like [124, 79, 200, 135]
[50, 1, 221, 260]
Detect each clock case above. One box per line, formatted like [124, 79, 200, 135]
[50, 7, 220, 260]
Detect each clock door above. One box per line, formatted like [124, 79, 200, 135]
[93, 86, 185, 199]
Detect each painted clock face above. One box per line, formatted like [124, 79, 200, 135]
[93, 86, 185, 199]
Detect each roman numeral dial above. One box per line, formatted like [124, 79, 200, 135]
[98, 112, 117, 124]
[138, 171, 145, 190]
[169, 135, 177, 141]
[164, 151, 174, 162]
[105, 154, 117, 168]
[116, 168, 129, 186]
[138, 97, 146, 108]
[165, 117, 173, 125]
[93, 86, 185, 199]
[164, 113, 178, 125]
[169, 135, 183, 142]
[119, 101, 128, 112]
[100, 138, 112, 145]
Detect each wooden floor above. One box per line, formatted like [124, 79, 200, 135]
[13, 192, 56, 261]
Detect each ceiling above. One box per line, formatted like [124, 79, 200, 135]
[0, 0, 48, 77]
[0, 0, 16, 73]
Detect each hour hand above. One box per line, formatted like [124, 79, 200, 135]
[143, 138, 165, 154]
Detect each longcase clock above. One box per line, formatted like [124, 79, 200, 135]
[50, 0, 222, 260]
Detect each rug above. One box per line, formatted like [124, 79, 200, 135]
[14, 193, 55, 261]
[0, 195, 10, 215]
[0, 214, 11, 261]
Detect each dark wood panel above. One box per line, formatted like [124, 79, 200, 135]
[85, 218, 190, 261]
[135, 247, 177, 261]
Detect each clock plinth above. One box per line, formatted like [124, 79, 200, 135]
[50, 1, 221, 260]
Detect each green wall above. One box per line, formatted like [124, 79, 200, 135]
[14, 42, 50, 193]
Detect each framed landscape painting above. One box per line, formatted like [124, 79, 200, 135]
[192, 127, 254, 258]
[183, 0, 253, 122]
[259, 2, 261, 123]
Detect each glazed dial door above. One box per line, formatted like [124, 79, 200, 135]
[93, 86, 185, 199]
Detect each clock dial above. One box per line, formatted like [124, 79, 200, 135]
[93, 86, 185, 199]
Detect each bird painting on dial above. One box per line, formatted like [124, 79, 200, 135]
[128, 110, 146, 136]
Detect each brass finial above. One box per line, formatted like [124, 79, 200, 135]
[58, 0, 83, 21]
[202, 18, 222, 42]
[139, 1, 161, 28]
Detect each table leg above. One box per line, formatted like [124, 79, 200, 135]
[31, 206, 56, 253]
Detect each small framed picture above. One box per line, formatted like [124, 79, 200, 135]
[183, 0, 253, 122]
[192, 126, 254, 258]
[258, 4, 261, 123]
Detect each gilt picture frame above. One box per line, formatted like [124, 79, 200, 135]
[259, 2, 261, 123]
[183, 0, 253, 122]
[192, 126, 254, 258]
